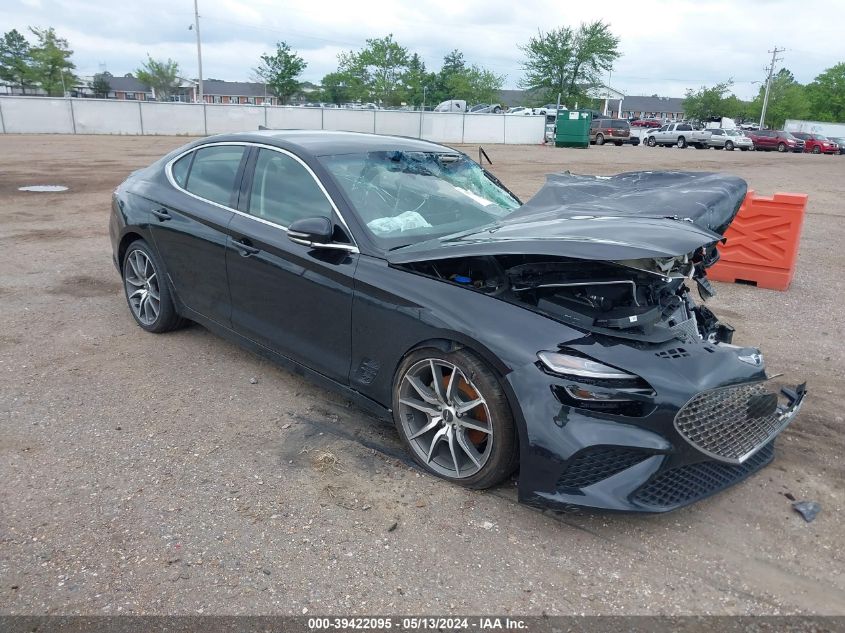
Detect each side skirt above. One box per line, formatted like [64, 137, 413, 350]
[179, 304, 393, 422]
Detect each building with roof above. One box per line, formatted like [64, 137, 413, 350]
[617, 95, 685, 120]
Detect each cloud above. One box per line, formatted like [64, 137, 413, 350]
[1, 0, 843, 99]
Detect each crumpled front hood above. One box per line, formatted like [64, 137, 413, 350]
[388, 171, 747, 265]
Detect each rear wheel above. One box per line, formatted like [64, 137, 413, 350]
[392, 348, 518, 489]
[677, 136, 687, 149]
[725, 141, 735, 151]
[122, 240, 185, 333]
[614, 141, 623, 146]
[596, 134, 605, 145]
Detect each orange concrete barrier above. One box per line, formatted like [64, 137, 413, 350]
[708, 190, 808, 291]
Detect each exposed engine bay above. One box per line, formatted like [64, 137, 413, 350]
[399, 251, 736, 345]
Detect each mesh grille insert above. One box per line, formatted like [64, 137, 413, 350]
[632, 443, 774, 508]
[557, 446, 651, 490]
[675, 382, 786, 463]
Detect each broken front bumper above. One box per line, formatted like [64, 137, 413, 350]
[506, 357, 806, 514]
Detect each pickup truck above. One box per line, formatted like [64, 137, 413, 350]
[645, 122, 712, 149]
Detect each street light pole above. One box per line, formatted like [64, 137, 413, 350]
[193, 0, 204, 104]
[422, 86, 427, 111]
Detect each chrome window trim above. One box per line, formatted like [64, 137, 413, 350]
[164, 141, 359, 253]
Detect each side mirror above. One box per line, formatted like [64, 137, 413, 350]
[288, 216, 333, 247]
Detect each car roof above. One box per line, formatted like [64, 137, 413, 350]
[199, 130, 454, 157]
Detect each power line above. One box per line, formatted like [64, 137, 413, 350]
[759, 46, 785, 129]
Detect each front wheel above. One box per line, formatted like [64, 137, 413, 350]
[777, 142, 787, 152]
[393, 348, 518, 489]
[647, 136, 656, 147]
[812, 146, 821, 154]
[122, 240, 185, 333]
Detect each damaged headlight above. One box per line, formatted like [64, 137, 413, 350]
[537, 351, 636, 380]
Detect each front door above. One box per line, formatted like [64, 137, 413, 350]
[225, 147, 357, 383]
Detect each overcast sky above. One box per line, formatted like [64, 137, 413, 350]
[3, 0, 844, 100]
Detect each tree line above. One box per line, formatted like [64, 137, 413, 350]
[683, 65, 845, 129]
[0, 22, 621, 107]
[3, 22, 843, 127]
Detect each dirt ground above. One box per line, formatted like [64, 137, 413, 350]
[0, 135, 843, 616]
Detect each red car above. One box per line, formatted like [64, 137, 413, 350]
[746, 130, 805, 152]
[791, 132, 840, 154]
[631, 118, 662, 128]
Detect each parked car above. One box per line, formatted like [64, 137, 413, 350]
[827, 137, 845, 154]
[631, 118, 662, 128]
[708, 128, 754, 151]
[746, 130, 805, 152]
[791, 132, 840, 154]
[590, 118, 638, 146]
[646, 122, 711, 148]
[110, 130, 805, 514]
[505, 106, 534, 115]
[469, 104, 503, 114]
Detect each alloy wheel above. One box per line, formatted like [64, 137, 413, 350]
[124, 249, 161, 326]
[397, 358, 493, 479]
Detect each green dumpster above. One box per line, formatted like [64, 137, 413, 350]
[555, 110, 591, 148]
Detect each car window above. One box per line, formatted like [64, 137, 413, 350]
[612, 120, 628, 129]
[712, 129, 723, 135]
[678, 124, 692, 131]
[185, 145, 245, 207]
[171, 153, 192, 187]
[247, 149, 333, 226]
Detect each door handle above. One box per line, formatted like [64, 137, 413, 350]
[234, 238, 260, 256]
[152, 208, 171, 222]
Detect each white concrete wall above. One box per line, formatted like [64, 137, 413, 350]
[73, 99, 142, 135]
[323, 108, 375, 133]
[0, 96, 547, 144]
[266, 106, 322, 129]
[139, 102, 205, 135]
[1, 97, 74, 133]
[420, 112, 464, 143]
[504, 115, 545, 145]
[205, 104, 265, 134]
[374, 110, 421, 137]
[464, 114, 506, 143]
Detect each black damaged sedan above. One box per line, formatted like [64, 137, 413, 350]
[110, 130, 806, 513]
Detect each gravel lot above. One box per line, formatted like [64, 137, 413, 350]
[1, 135, 843, 616]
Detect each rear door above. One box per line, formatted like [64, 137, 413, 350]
[148, 144, 247, 325]
[225, 146, 358, 383]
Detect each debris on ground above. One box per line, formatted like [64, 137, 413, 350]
[312, 451, 343, 474]
[387, 522, 398, 532]
[249, 377, 258, 384]
[792, 501, 821, 523]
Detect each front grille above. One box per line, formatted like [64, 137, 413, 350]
[557, 446, 652, 490]
[674, 382, 787, 463]
[632, 442, 774, 509]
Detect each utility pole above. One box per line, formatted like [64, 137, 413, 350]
[759, 46, 785, 129]
[193, 0, 204, 104]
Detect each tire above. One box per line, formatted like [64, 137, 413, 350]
[647, 136, 656, 147]
[392, 347, 518, 489]
[677, 136, 687, 149]
[596, 134, 605, 145]
[777, 142, 787, 152]
[812, 146, 821, 154]
[725, 141, 734, 151]
[122, 239, 185, 333]
[740, 147, 748, 151]
[614, 141, 623, 146]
